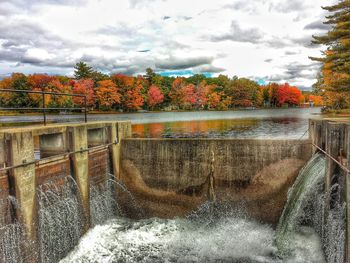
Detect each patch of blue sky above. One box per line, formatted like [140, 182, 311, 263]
[158, 70, 213, 78]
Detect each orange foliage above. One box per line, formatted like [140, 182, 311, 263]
[95, 80, 121, 109]
[308, 95, 324, 106]
[0, 77, 14, 104]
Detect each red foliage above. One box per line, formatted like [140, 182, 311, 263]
[275, 83, 302, 106]
[147, 85, 164, 109]
[72, 79, 94, 107]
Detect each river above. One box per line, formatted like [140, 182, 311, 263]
[0, 108, 321, 139]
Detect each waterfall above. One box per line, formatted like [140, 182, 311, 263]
[276, 152, 346, 262]
[90, 175, 119, 226]
[37, 176, 84, 263]
[276, 153, 326, 254]
[0, 196, 37, 263]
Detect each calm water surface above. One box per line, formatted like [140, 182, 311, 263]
[0, 108, 321, 139]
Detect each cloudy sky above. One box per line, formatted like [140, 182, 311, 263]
[0, 0, 334, 89]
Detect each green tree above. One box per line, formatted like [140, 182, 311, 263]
[74, 61, 94, 80]
[145, 68, 156, 86]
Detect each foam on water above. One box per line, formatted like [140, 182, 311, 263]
[61, 213, 325, 263]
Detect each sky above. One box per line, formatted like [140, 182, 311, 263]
[0, 0, 335, 89]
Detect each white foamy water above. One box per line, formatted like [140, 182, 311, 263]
[61, 216, 325, 263]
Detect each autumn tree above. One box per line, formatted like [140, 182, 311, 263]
[309, 95, 324, 106]
[311, 0, 350, 108]
[168, 78, 198, 109]
[72, 79, 94, 107]
[112, 74, 145, 111]
[0, 73, 33, 107]
[206, 86, 221, 109]
[147, 85, 164, 110]
[27, 74, 55, 107]
[169, 77, 186, 108]
[267, 83, 280, 107]
[226, 78, 261, 107]
[123, 80, 145, 111]
[0, 76, 15, 106]
[194, 81, 209, 109]
[95, 80, 121, 110]
[46, 79, 73, 108]
[275, 83, 302, 106]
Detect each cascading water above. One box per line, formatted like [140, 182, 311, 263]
[37, 176, 84, 263]
[0, 196, 37, 263]
[276, 153, 326, 254]
[90, 175, 119, 226]
[61, 154, 332, 263]
[276, 152, 346, 262]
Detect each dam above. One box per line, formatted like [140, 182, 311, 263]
[0, 118, 349, 262]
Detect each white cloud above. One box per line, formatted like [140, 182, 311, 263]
[0, 0, 331, 88]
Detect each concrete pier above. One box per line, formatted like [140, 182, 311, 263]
[309, 118, 350, 263]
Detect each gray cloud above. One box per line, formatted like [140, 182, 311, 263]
[223, 1, 259, 14]
[264, 59, 273, 63]
[210, 21, 263, 44]
[285, 51, 298, 55]
[304, 20, 331, 31]
[0, 0, 87, 15]
[270, 0, 307, 13]
[292, 35, 314, 48]
[155, 56, 213, 70]
[264, 62, 321, 84]
[195, 64, 225, 73]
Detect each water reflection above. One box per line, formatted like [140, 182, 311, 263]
[132, 117, 308, 139]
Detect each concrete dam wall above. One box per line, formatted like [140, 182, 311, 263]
[120, 139, 312, 223]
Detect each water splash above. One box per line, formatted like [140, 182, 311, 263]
[90, 176, 119, 226]
[0, 196, 37, 263]
[37, 176, 84, 263]
[276, 153, 326, 254]
[276, 152, 346, 262]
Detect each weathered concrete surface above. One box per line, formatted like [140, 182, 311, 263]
[119, 160, 204, 218]
[120, 139, 312, 223]
[110, 122, 131, 180]
[121, 139, 311, 190]
[87, 127, 109, 147]
[39, 133, 66, 158]
[68, 125, 90, 229]
[6, 131, 36, 238]
[309, 118, 350, 263]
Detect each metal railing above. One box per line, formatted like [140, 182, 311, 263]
[0, 89, 87, 125]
